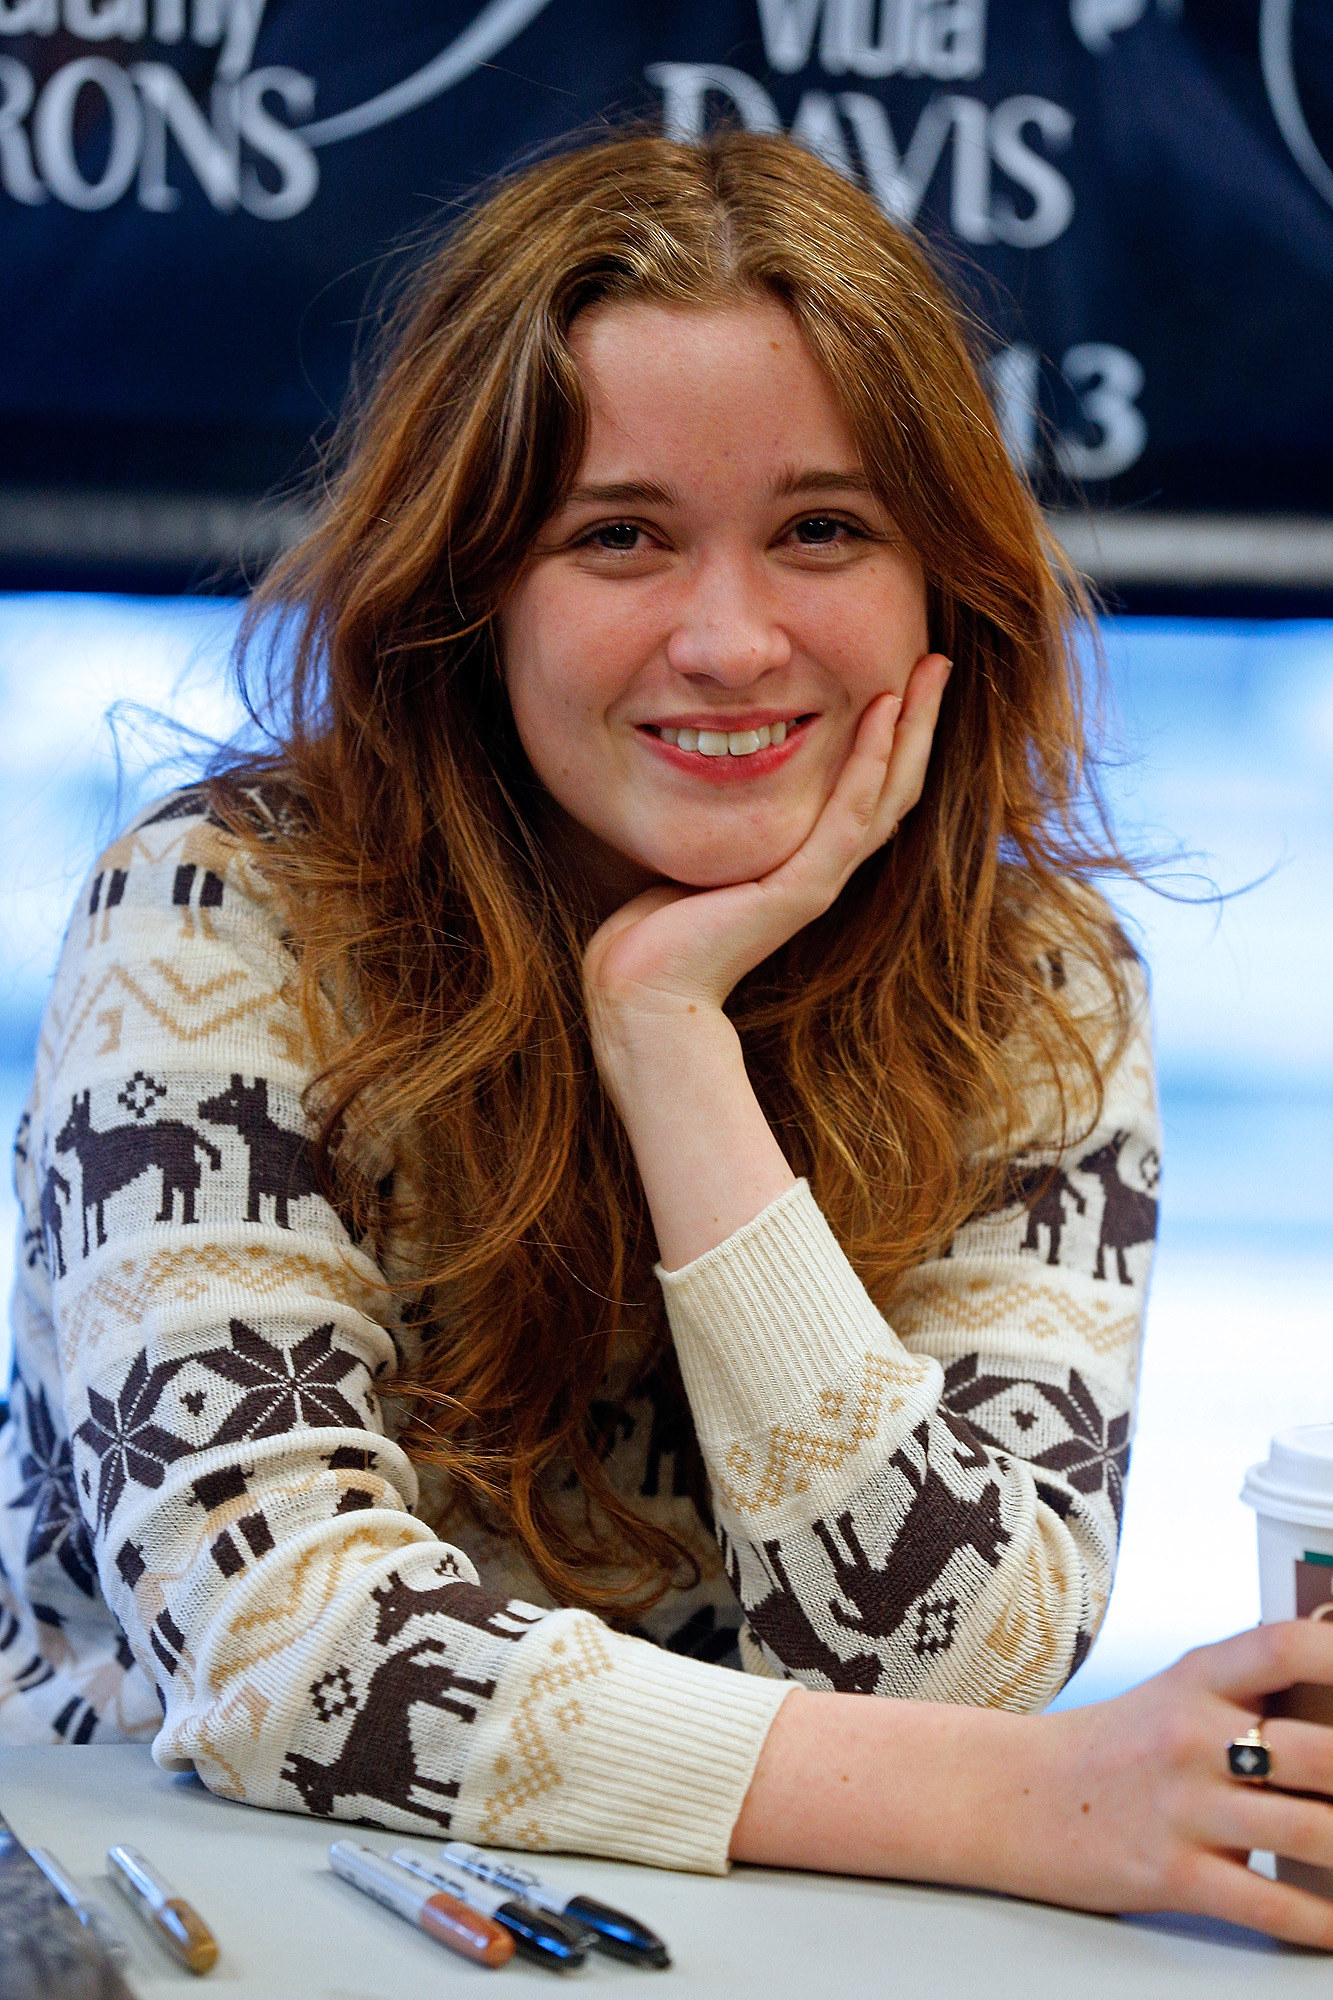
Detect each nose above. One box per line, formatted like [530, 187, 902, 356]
[664, 550, 791, 686]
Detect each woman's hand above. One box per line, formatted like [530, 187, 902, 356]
[581, 655, 951, 1270]
[732, 1619, 1333, 1950]
[1027, 1620, 1333, 1940]
[583, 653, 951, 1055]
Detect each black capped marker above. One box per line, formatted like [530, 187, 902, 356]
[440, 1840, 672, 1968]
[390, 1849, 589, 1970]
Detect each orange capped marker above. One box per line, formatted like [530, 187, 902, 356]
[329, 1841, 515, 1968]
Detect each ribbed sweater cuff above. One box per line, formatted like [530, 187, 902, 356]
[656, 1179, 910, 1441]
[458, 1612, 793, 1874]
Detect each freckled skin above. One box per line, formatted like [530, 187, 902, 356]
[498, 299, 931, 895]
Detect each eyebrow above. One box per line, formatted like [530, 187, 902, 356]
[562, 468, 876, 510]
[563, 479, 679, 508]
[771, 466, 877, 499]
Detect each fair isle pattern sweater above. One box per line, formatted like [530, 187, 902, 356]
[0, 788, 1159, 1873]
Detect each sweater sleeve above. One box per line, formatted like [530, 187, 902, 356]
[34, 789, 789, 1872]
[659, 954, 1158, 1711]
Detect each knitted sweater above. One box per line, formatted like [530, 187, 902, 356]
[0, 787, 1159, 1873]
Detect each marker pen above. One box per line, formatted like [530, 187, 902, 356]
[107, 1844, 218, 1975]
[29, 1845, 130, 1963]
[391, 1848, 589, 1970]
[440, 1840, 672, 1967]
[329, 1841, 514, 1967]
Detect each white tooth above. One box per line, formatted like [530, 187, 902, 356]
[755, 725, 771, 749]
[676, 727, 699, 753]
[697, 730, 729, 757]
[770, 720, 788, 746]
[728, 730, 762, 756]
[660, 726, 679, 746]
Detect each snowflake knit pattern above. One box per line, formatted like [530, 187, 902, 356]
[0, 788, 1159, 1873]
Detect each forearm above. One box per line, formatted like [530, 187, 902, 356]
[607, 1006, 795, 1271]
[731, 1685, 1123, 1912]
[735, 1629, 1333, 1951]
[730, 1683, 1051, 1889]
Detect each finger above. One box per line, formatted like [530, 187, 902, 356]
[863, 650, 952, 850]
[1204, 1780, 1333, 1875]
[1262, 1715, 1333, 1799]
[1185, 1620, 1333, 1703]
[583, 884, 691, 982]
[589, 884, 688, 945]
[758, 652, 949, 923]
[1183, 1850, 1333, 1951]
[761, 690, 903, 914]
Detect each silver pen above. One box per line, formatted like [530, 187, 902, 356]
[28, 1843, 130, 1962]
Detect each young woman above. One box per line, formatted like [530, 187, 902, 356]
[3, 132, 1332, 1946]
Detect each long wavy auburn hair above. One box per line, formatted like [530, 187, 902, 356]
[215, 131, 1137, 1618]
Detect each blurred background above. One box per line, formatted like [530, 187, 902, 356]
[1, 1, 1331, 1705]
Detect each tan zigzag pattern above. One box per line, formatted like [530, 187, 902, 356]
[890, 1270, 1139, 1358]
[713, 1348, 931, 1513]
[478, 1615, 614, 1847]
[977, 1537, 1076, 1712]
[174, 1683, 273, 1800]
[129, 1465, 406, 1663]
[42, 960, 284, 1083]
[58, 1242, 387, 1369]
[209, 1523, 414, 1684]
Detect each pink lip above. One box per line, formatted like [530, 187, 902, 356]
[635, 714, 813, 783]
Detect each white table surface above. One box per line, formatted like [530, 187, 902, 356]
[0, 1744, 1326, 1998]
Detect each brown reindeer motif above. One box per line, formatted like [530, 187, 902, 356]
[56, 1090, 222, 1253]
[281, 1641, 492, 1824]
[282, 1569, 544, 1825]
[811, 1421, 1011, 1642]
[39, 1164, 71, 1279]
[196, 1076, 321, 1228]
[992, 1162, 1087, 1266]
[724, 1528, 880, 1694]
[367, 1567, 546, 1648]
[1077, 1132, 1158, 1284]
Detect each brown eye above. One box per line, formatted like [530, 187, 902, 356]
[794, 516, 847, 545]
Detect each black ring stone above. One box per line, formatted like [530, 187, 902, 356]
[1228, 1740, 1272, 1780]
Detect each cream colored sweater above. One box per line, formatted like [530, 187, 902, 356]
[0, 788, 1158, 1873]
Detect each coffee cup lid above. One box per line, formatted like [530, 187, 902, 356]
[1241, 1423, 1333, 1528]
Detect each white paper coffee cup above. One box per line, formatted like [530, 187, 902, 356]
[1241, 1422, 1333, 1899]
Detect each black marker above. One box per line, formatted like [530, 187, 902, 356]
[439, 1840, 671, 1968]
[390, 1849, 589, 1971]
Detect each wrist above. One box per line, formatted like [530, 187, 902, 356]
[592, 996, 740, 1121]
[592, 1005, 794, 1270]
[730, 1687, 1055, 1890]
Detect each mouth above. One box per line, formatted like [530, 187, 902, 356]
[635, 712, 816, 779]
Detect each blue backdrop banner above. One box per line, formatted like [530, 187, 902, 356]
[3, 1, 1333, 511]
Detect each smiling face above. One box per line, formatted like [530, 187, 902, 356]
[498, 295, 933, 897]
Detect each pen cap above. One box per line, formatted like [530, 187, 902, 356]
[158, 1899, 219, 1974]
[491, 1899, 589, 1969]
[107, 1846, 217, 1974]
[419, 1897, 515, 1968]
[565, 1893, 672, 1967]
